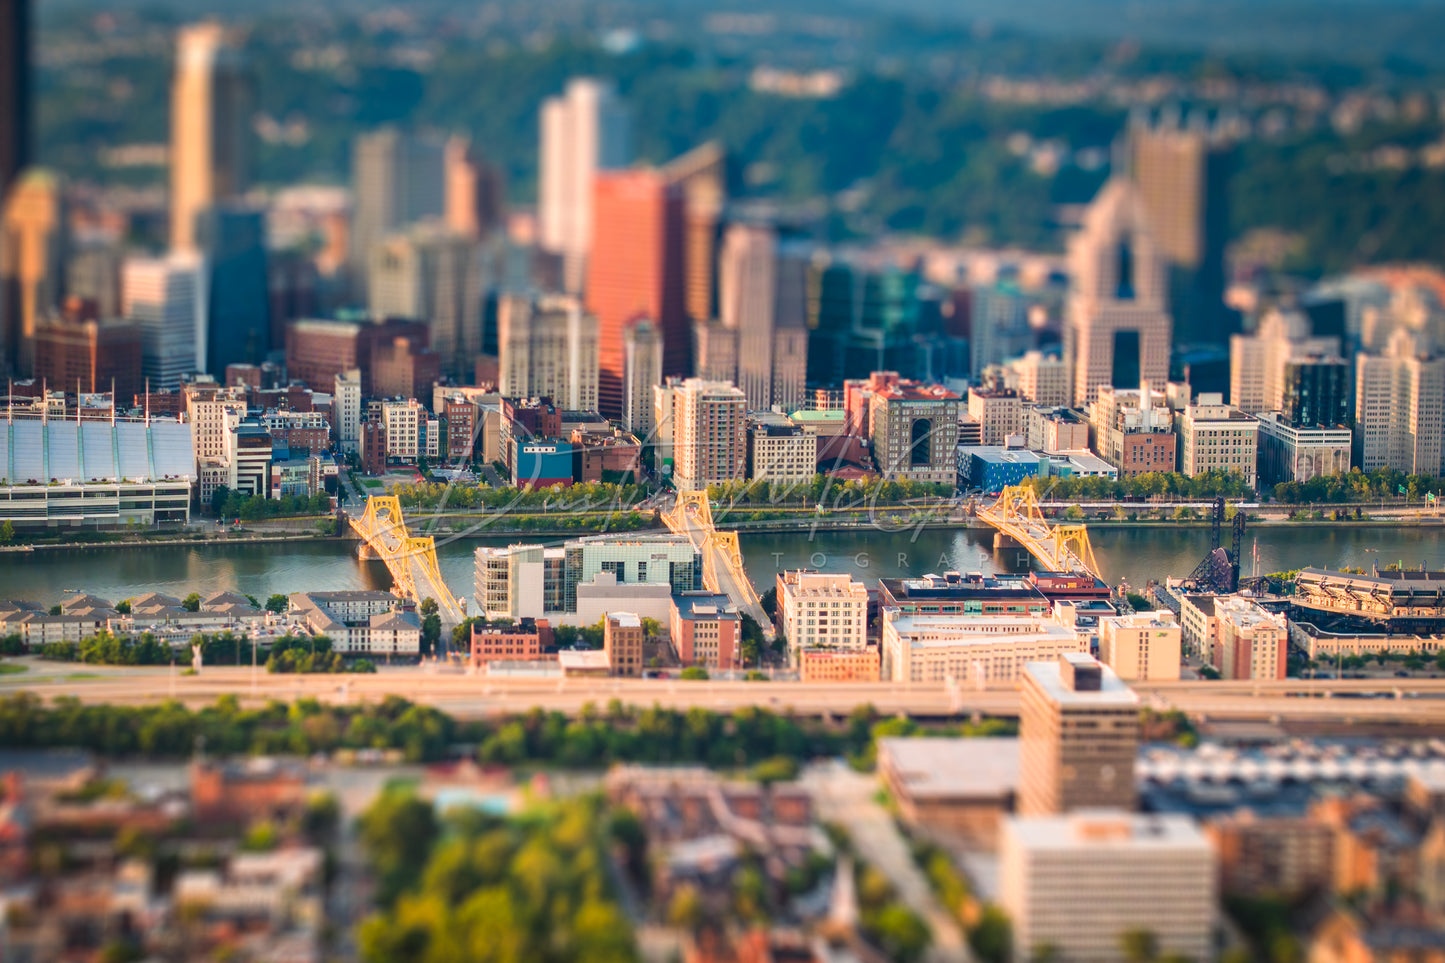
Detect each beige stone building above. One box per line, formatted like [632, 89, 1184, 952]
[967, 386, 1024, 446]
[1018, 653, 1139, 816]
[777, 570, 869, 661]
[1099, 611, 1182, 682]
[604, 611, 645, 677]
[670, 378, 746, 492]
[1000, 811, 1215, 963]
[1176, 391, 1259, 486]
[496, 292, 599, 412]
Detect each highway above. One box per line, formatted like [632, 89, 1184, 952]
[13, 661, 1445, 726]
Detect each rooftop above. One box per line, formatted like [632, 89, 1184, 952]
[1003, 810, 1209, 851]
[879, 737, 1020, 799]
[1024, 655, 1139, 708]
[673, 593, 739, 621]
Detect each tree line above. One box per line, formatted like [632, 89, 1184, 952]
[0, 694, 1013, 767]
[209, 486, 334, 520]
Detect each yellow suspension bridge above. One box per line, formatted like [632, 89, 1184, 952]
[350, 496, 466, 626]
[662, 491, 773, 637]
[975, 485, 1102, 579]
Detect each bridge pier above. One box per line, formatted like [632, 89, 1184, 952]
[993, 532, 1021, 550]
[356, 543, 378, 560]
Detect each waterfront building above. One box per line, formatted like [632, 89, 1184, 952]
[1178, 594, 1221, 665]
[586, 169, 687, 414]
[170, 22, 249, 252]
[670, 378, 746, 492]
[1353, 329, 1445, 476]
[124, 254, 205, 391]
[958, 445, 1042, 492]
[747, 413, 817, 487]
[882, 611, 1085, 685]
[777, 570, 869, 662]
[604, 611, 644, 677]
[1090, 384, 1176, 477]
[496, 293, 599, 412]
[1098, 610, 1182, 682]
[512, 438, 572, 488]
[473, 534, 702, 623]
[1, 167, 64, 376]
[1018, 653, 1139, 816]
[539, 77, 631, 293]
[670, 592, 741, 670]
[1064, 179, 1172, 407]
[1255, 411, 1351, 487]
[287, 590, 420, 656]
[879, 572, 1052, 618]
[868, 379, 961, 484]
[1000, 810, 1215, 963]
[1215, 595, 1288, 680]
[1176, 391, 1259, 487]
[0, 417, 195, 527]
[967, 386, 1024, 447]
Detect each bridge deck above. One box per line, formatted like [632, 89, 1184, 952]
[350, 497, 465, 626]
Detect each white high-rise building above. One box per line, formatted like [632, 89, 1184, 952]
[1354, 328, 1445, 476]
[1176, 391, 1259, 487]
[335, 369, 362, 452]
[1064, 179, 1172, 407]
[538, 78, 631, 294]
[624, 320, 663, 439]
[382, 398, 425, 463]
[170, 23, 249, 253]
[496, 293, 599, 411]
[124, 254, 205, 391]
[1000, 811, 1215, 963]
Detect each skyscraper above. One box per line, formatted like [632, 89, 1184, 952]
[444, 135, 505, 241]
[539, 78, 631, 294]
[0, 167, 64, 376]
[124, 254, 205, 391]
[623, 320, 663, 438]
[662, 141, 726, 323]
[1355, 329, 1445, 475]
[496, 293, 599, 411]
[197, 203, 269, 374]
[350, 128, 445, 289]
[368, 226, 486, 381]
[1130, 114, 1233, 346]
[1064, 179, 1173, 407]
[671, 378, 746, 492]
[0, 0, 29, 209]
[716, 223, 809, 412]
[170, 23, 250, 253]
[586, 170, 687, 416]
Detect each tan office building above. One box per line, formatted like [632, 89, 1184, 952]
[170, 23, 250, 252]
[1018, 653, 1140, 816]
[1099, 611, 1182, 682]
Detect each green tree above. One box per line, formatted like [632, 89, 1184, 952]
[359, 789, 439, 906]
[420, 598, 442, 657]
[0, 520, 14, 545]
[181, 593, 201, 612]
[265, 594, 289, 613]
[969, 906, 1014, 963]
[680, 666, 709, 681]
[868, 904, 932, 963]
[1122, 928, 1160, 963]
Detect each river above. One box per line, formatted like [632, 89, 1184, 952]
[1, 523, 1443, 607]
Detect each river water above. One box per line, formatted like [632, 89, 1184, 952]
[1, 523, 1443, 607]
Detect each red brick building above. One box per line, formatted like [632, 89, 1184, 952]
[32, 306, 143, 403]
[359, 419, 387, 475]
[469, 618, 553, 668]
[372, 336, 440, 402]
[670, 592, 741, 670]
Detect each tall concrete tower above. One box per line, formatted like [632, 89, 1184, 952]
[170, 23, 251, 253]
